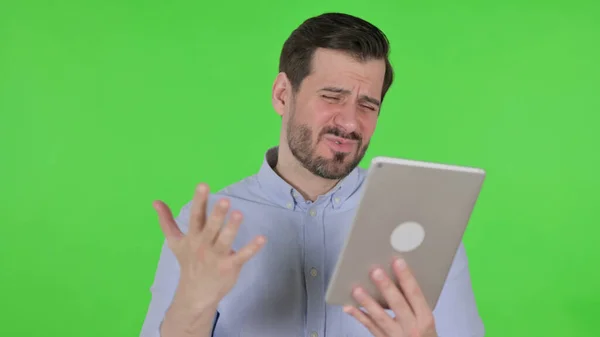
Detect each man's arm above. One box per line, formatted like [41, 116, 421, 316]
[141, 185, 266, 337]
[139, 204, 219, 337]
[432, 242, 485, 337]
[158, 276, 219, 337]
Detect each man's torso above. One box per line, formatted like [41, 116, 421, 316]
[206, 170, 371, 337]
[140, 147, 485, 337]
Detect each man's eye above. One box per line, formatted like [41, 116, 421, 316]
[322, 95, 339, 101]
[361, 105, 376, 111]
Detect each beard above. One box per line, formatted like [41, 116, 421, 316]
[286, 106, 369, 180]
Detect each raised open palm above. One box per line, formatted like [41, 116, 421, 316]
[153, 183, 266, 309]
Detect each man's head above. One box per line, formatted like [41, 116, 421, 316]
[272, 12, 394, 180]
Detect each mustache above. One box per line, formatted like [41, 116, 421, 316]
[320, 126, 362, 141]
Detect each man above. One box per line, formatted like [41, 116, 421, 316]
[140, 12, 485, 337]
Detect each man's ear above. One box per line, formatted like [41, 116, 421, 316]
[272, 72, 290, 117]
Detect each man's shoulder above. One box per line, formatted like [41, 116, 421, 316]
[216, 174, 262, 199]
[175, 174, 271, 218]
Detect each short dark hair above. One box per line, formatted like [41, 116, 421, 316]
[279, 12, 394, 102]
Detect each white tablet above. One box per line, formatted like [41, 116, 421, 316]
[325, 156, 486, 310]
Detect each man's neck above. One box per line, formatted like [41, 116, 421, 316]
[274, 148, 339, 202]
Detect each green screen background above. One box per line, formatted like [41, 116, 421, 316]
[1, 1, 599, 336]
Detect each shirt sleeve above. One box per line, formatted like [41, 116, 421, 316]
[139, 238, 181, 337]
[432, 242, 486, 337]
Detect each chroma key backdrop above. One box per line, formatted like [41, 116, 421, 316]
[1, 1, 599, 336]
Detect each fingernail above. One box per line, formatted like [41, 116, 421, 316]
[353, 287, 365, 299]
[395, 258, 407, 271]
[372, 268, 385, 281]
[342, 306, 352, 313]
[219, 199, 229, 207]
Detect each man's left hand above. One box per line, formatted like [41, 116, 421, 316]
[343, 257, 438, 337]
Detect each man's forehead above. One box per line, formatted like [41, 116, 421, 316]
[307, 51, 384, 89]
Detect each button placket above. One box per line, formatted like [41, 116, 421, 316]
[304, 204, 325, 337]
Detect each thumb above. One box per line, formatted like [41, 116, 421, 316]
[153, 200, 184, 241]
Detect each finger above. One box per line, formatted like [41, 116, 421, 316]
[343, 306, 386, 337]
[213, 210, 243, 254]
[370, 267, 414, 326]
[201, 198, 230, 245]
[393, 257, 432, 318]
[229, 235, 266, 266]
[189, 183, 210, 236]
[153, 200, 183, 241]
[351, 286, 399, 335]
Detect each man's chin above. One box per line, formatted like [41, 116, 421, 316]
[311, 156, 357, 179]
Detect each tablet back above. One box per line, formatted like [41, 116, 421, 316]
[325, 156, 486, 310]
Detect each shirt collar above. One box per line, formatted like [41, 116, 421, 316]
[256, 146, 365, 210]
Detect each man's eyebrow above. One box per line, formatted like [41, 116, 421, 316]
[319, 86, 350, 94]
[319, 86, 381, 107]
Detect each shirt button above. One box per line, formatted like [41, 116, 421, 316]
[310, 268, 318, 277]
[309, 209, 317, 217]
[286, 202, 293, 209]
[334, 197, 340, 203]
[310, 332, 318, 337]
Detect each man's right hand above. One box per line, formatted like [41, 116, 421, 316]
[152, 183, 266, 337]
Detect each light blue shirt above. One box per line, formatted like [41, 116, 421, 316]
[140, 147, 485, 337]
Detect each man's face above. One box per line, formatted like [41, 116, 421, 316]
[284, 48, 386, 180]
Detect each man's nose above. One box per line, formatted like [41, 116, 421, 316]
[333, 104, 359, 134]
